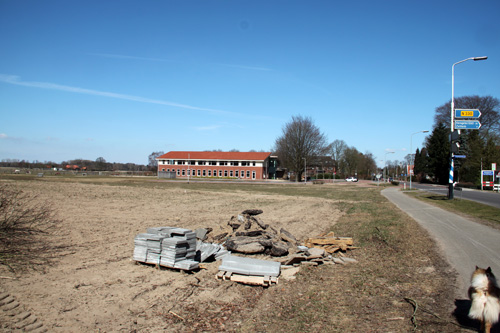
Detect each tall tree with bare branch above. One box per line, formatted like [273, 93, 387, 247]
[274, 115, 329, 182]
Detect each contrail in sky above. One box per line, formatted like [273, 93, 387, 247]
[0, 74, 232, 115]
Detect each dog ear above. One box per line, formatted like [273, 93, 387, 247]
[475, 265, 479, 270]
[486, 267, 492, 273]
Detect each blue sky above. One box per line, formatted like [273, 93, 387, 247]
[1, 0, 499, 166]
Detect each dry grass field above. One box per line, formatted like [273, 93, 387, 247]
[0, 177, 469, 332]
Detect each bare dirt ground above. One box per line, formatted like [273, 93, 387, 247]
[0, 179, 347, 332]
[0, 179, 469, 332]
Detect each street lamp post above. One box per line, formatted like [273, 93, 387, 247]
[409, 130, 429, 190]
[449, 56, 487, 199]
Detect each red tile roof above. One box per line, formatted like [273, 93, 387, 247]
[157, 151, 271, 161]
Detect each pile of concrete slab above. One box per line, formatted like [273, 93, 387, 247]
[216, 255, 281, 286]
[133, 227, 199, 271]
[134, 227, 231, 271]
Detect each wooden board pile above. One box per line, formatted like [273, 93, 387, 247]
[133, 227, 199, 271]
[303, 231, 356, 253]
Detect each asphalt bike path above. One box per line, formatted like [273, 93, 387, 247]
[382, 187, 500, 297]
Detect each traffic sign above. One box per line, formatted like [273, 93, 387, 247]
[455, 120, 481, 129]
[453, 155, 466, 159]
[455, 109, 481, 118]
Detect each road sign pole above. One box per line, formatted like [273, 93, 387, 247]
[449, 62, 456, 200]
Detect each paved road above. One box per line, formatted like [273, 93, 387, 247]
[382, 187, 500, 297]
[402, 182, 500, 209]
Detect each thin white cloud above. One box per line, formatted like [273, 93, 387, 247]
[0, 74, 234, 115]
[0, 133, 7, 139]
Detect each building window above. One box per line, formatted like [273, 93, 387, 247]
[252, 171, 256, 179]
[235, 170, 239, 178]
[213, 169, 217, 177]
[230, 170, 233, 177]
[208, 170, 212, 177]
[197, 169, 201, 176]
[224, 170, 228, 177]
[161, 168, 165, 171]
[203, 169, 206, 177]
[182, 169, 185, 176]
[219, 170, 222, 177]
[187, 169, 191, 176]
[246, 171, 250, 178]
[177, 169, 180, 176]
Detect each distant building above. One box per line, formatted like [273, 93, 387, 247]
[156, 151, 277, 180]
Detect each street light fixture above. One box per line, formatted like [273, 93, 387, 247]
[409, 130, 429, 190]
[449, 56, 487, 199]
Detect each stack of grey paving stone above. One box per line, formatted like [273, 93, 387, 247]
[133, 227, 199, 271]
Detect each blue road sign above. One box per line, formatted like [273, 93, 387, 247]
[453, 155, 466, 159]
[455, 120, 481, 129]
[455, 109, 481, 118]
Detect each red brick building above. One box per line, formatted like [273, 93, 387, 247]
[156, 151, 275, 180]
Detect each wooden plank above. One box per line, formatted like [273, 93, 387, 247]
[324, 245, 340, 253]
[283, 255, 307, 265]
[216, 271, 225, 280]
[305, 238, 353, 246]
[230, 275, 267, 286]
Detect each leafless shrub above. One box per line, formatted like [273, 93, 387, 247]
[0, 184, 62, 271]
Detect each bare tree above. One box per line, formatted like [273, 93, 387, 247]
[274, 115, 329, 182]
[95, 157, 107, 171]
[148, 151, 164, 173]
[329, 139, 348, 174]
[341, 146, 360, 177]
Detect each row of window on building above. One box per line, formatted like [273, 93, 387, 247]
[160, 160, 258, 167]
[161, 168, 256, 179]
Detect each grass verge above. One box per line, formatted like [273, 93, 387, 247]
[406, 191, 500, 227]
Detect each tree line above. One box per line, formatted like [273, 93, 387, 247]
[0, 157, 148, 172]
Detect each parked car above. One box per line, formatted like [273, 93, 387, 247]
[345, 177, 358, 182]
